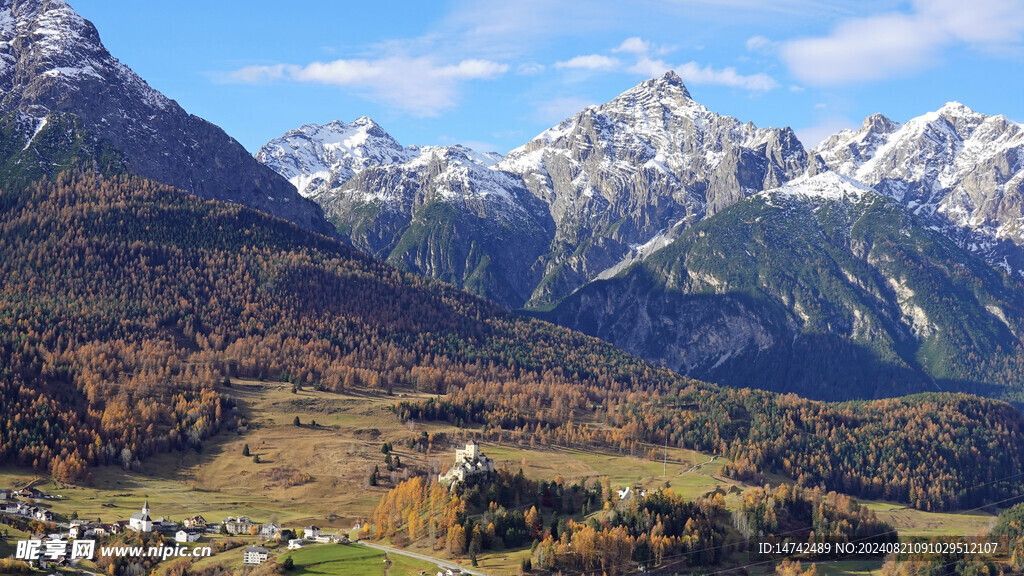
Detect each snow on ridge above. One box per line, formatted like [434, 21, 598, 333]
[498, 71, 769, 181]
[0, 0, 173, 116]
[767, 172, 875, 201]
[257, 117, 420, 196]
[260, 119, 527, 214]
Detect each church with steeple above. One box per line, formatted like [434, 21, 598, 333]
[129, 501, 153, 532]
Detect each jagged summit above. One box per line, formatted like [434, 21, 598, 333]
[861, 113, 898, 134]
[0, 0, 170, 114]
[622, 70, 693, 101]
[0, 0, 331, 233]
[492, 73, 809, 305]
[256, 117, 412, 197]
[509, 71, 698, 153]
[816, 101, 1024, 278]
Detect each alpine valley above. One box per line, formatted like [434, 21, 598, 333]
[3, 2, 1024, 575]
[260, 72, 1024, 403]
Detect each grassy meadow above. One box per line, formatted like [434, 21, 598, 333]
[0, 379, 1004, 574]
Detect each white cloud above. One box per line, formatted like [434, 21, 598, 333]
[745, 35, 774, 53]
[614, 37, 650, 54]
[554, 54, 621, 70]
[625, 36, 777, 91]
[517, 62, 546, 75]
[227, 64, 294, 84]
[628, 56, 673, 77]
[555, 36, 778, 92]
[780, 0, 1024, 85]
[228, 57, 508, 116]
[676, 61, 779, 91]
[438, 59, 509, 79]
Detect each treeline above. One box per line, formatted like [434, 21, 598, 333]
[398, 387, 1024, 511]
[0, 171, 689, 481]
[2, 171, 1022, 516]
[372, 468, 604, 557]
[372, 470, 898, 575]
[736, 484, 895, 557]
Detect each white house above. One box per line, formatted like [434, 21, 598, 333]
[261, 522, 280, 538]
[175, 530, 201, 543]
[129, 501, 153, 533]
[242, 546, 270, 565]
[287, 538, 303, 550]
[223, 516, 255, 535]
[304, 525, 320, 539]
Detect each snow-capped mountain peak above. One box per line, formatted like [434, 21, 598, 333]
[861, 113, 899, 136]
[405, 144, 502, 170]
[0, 0, 172, 115]
[615, 70, 693, 105]
[816, 102, 1024, 279]
[936, 100, 978, 118]
[0, 0, 330, 233]
[256, 117, 414, 197]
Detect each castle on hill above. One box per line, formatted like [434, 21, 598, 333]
[438, 441, 495, 487]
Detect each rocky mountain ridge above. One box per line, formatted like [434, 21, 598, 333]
[536, 171, 1024, 401]
[260, 71, 809, 307]
[816, 103, 1024, 279]
[0, 0, 331, 234]
[257, 71, 1024, 400]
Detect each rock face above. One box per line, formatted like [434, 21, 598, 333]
[816, 104, 1024, 278]
[498, 71, 808, 305]
[536, 172, 1024, 401]
[255, 117, 413, 198]
[260, 71, 808, 307]
[260, 127, 555, 307]
[0, 0, 331, 234]
[256, 72, 1024, 401]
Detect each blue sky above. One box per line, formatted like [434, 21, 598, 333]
[71, 0, 1024, 154]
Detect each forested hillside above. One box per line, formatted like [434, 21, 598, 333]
[537, 174, 1024, 402]
[0, 171, 1021, 513]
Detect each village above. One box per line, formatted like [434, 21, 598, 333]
[0, 442, 515, 575]
[0, 483, 358, 571]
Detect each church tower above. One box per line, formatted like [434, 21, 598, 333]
[130, 500, 153, 532]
